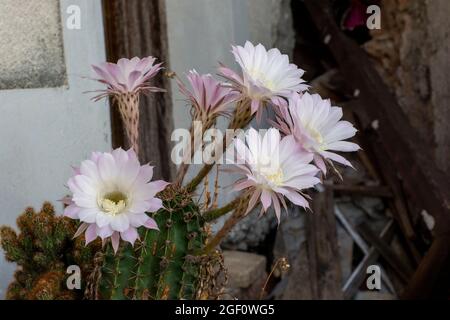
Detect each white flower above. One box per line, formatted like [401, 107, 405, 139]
[219, 41, 307, 119]
[91, 56, 164, 100]
[64, 148, 169, 253]
[230, 128, 320, 222]
[278, 92, 360, 173]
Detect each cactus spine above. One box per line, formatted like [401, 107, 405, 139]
[94, 186, 205, 300]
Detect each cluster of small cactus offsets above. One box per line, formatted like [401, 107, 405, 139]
[0, 203, 100, 299]
[1, 41, 359, 299]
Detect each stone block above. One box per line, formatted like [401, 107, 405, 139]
[0, 0, 66, 89]
[223, 250, 267, 289]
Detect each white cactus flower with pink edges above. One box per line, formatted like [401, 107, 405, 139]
[219, 41, 307, 120]
[91, 56, 164, 100]
[230, 128, 320, 222]
[276, 92, 360, 174]
[177, 70, 239, 120]
[64, 148, 169, 253]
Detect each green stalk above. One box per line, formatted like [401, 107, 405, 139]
[202, 193, 250, 254]
[203, 197, 242, 222]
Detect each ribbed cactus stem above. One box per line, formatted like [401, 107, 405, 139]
[116, 93, 140, 155]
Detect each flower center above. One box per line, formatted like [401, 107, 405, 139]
[265, 168, 284, 186]
[247, 68, 276, 91]
[305, 125, 325, 150]
[99, 191, 128, 216]
[258, 163, 284, 186]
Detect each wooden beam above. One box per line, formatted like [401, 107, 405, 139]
[324, 183, 393, 198]
[102, 0, 175, 180]
[343, 220, 396, 299]
[357, 222, 413, 284]
[402, 235, 450, 299]
[306, 187, 343, 299]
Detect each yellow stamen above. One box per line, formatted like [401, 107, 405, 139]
[99, 191, 127, 216]
[305, 125, 326, 150]
[247, 68, 275, 91]
[265, 168, 284, 186]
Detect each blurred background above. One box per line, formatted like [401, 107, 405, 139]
[0, 0, 449, 299]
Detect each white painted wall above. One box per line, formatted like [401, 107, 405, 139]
[166, 0, 250, 131]
[165, 0, 293, 127]
[0, 0, 111, 298]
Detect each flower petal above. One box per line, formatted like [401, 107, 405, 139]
[85, 224, 98, 245]
[261, 189, 272, 211]
[111, 232, 120, 254]
[110, 214, 130, 232]
[143, 217, 159, 230]
[64, 204, 80, 219]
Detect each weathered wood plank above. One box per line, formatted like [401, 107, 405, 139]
[343, 220, 396, 300]
[325, 183, 393, 198]
[306, 187, 343, 299]
[102, 0, 175, 180]
[357, 222, 413, 284]
[402, 235, 450, 299]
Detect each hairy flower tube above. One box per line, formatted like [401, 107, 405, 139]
[229, 128, 320, 222]
[64, 148, 169, 253]
[276, 92, 360, 174]
[219, 41, 308, 120]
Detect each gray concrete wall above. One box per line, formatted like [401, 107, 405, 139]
[0, 0, 111, 298]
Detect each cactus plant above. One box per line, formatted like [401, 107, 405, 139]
[0, 42, 361, 301]
[0, 202, 101, 300]
[89, 186, 206, 300]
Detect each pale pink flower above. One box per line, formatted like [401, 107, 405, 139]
[64, 148, 169, 253]
[219, 41, 308, 120]
[91, 56, 164, 100]
[276, 92, 360, 173]
[178, 70, 239, 120]
[229, 128, 320, 222]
